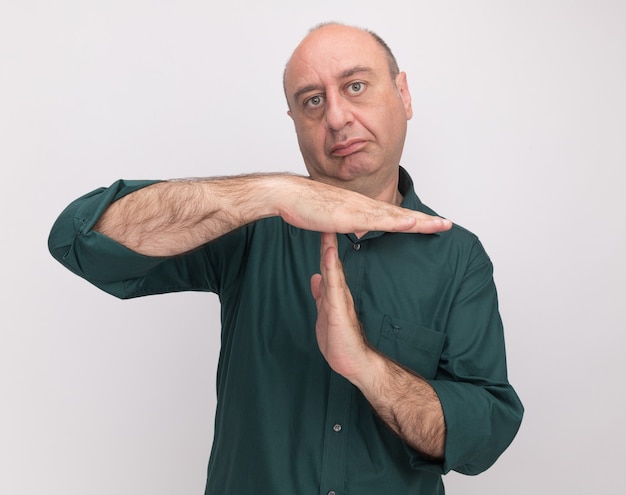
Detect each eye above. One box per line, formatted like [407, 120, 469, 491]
[305, 95, 325, 108]
[347, 82, 365, 94]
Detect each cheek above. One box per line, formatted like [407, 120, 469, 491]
[374, 107, 406, 141]
[296, 124, 326, 154]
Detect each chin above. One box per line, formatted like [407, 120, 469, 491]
[306, 153, 381, 184]
[336, 157, 380, 181]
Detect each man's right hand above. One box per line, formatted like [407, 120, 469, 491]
[278, 175, 451, 238]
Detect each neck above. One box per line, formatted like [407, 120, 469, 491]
[354, 175, 404, 206]
[313, 169, 403, 206]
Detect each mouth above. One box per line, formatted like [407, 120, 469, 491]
[330, 140, 367, 157]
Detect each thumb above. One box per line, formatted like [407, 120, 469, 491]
[310, 273, 323, 301]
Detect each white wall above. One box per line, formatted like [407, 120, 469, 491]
[2, 1, 625, 493]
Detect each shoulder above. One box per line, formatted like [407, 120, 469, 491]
[414, 199, 491, 269]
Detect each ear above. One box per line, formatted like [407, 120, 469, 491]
[287, 109, 293, 120]
[395, 72, 413, 120]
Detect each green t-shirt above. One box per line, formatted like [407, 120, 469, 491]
[49, 168, 523, 495]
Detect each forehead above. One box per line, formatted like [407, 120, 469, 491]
[285, 26, 388, 92]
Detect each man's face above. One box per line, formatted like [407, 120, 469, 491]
[284, 25, 413, 196]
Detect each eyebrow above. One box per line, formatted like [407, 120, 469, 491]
[339, 65, 373, 79]
[291, 65, 374, 102]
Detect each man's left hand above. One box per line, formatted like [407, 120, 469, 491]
[310, 232, 371, 381]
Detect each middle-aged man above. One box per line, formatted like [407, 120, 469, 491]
[49, 22, 523, 494]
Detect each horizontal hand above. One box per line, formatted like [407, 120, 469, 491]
[281, 176, 451, 236]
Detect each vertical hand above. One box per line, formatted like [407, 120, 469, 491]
[310, 232, 371, 381]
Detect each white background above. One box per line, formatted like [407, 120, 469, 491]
[2, 1, 625, 493]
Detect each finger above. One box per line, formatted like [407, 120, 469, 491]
[340, 204, 452, 235]
[373, 211, 452, 234]
[310, 273, 323, 302]
[320, 232, 340, 281]
[320, 232, 343, 289]
[406, 214, 452, 234]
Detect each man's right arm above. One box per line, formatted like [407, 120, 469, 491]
[93, 174, 283, 257]
[48, 172, 451, 298]
[92, 173, 452, 257]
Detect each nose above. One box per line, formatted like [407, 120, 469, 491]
[324, 92, 353, 132]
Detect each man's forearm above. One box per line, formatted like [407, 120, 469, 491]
[94, 174, 286, 257]
[355, 349, 446, 461]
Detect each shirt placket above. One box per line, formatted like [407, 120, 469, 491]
[318, 236, 366, 495]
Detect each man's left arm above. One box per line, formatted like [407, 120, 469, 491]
[310, 232, 523, 471]
[310, 232, 446, 460]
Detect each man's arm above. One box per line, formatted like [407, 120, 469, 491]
[310, 232, 445, 460]
[358, 353, 446, 460]
[94, 173, 451, 257]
